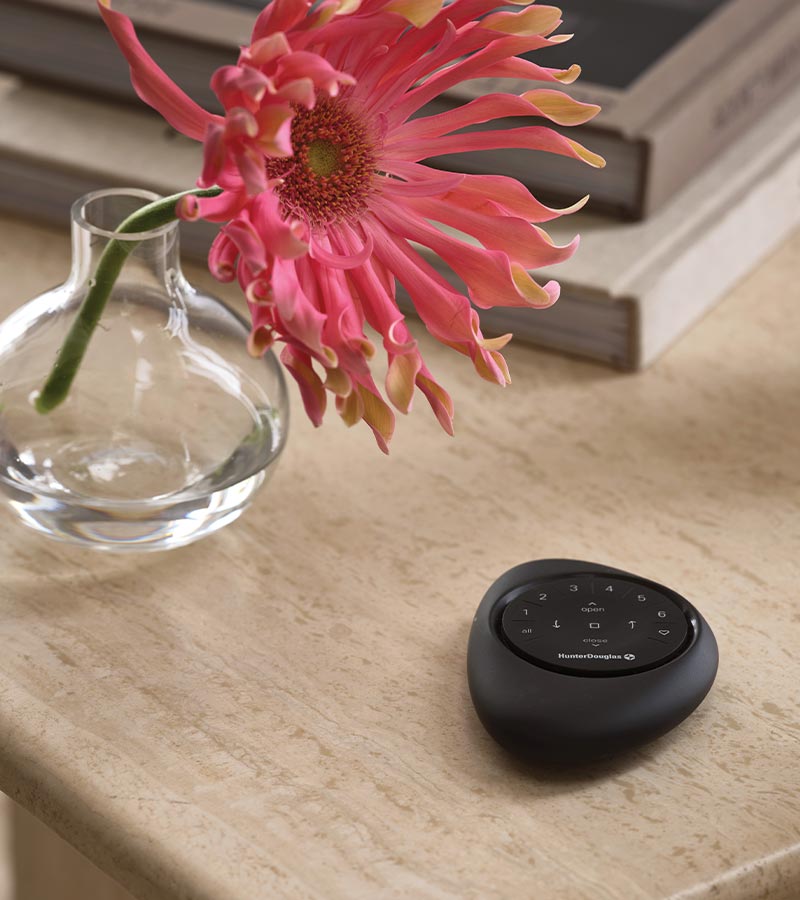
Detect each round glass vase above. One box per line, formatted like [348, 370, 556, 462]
[0, 188, 288, 551]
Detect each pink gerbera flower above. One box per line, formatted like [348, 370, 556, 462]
[100, 0, 603, 452]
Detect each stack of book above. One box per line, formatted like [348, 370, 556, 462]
[0, 0, 799, 369]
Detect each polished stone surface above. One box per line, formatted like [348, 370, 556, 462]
[0, 215, 798, 899]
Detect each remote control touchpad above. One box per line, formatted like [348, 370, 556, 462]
[500, 575, 689, 675]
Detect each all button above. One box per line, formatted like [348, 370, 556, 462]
[519, 630, 543, 643]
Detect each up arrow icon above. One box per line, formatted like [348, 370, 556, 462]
[587, 602, 597, 606]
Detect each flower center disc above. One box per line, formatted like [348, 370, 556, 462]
[307, 139, 341, 177]
[267, 98, 376, 228]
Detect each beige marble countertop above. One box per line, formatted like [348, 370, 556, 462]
[0, 214, 798, 900]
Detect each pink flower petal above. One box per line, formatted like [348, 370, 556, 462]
[481, 5, 563, 37]
[309, 230, 373, 269]
[207, 232, 240, 282]
[521, 89, 601, 127]
[272, 258, 337, 367]
[385, 352, 421, 414]
[275, 52, 356, 96]
[252, 0, 311, 40]
[223, 218, 268, 275]
[241, 33, 292, 68]
[253, 105, 295, 156]
[199, 122, 226, 187]
[323, 366, 352, 398]
[386, 91, 599, 145]
[345, 0, 519, 96]
[347, 271, 415, 355]
[439, 173, 589, 223]
[367, 214, 509, 384]
[280, 345, 327, 427]
[178, 189, 247, 225]
[403, 195, 580, 270]
[415, 368, 454, 436]
[373, 201, 558, 309]
[342, 224, 456, 427]
[312, 258, 373, 362]
[385, 125, 605, 168]
[367, 216, 472, 346]
[249, 193, 309, 259]
[475, 58, 581, 84]
[362, 16, 564, 117]
[387, 33, 573, 124]
[247, 324, 276, 356]
[432, 0, 529, 29]
[382, 0, 441, 28]
[353, 383, 394, 453]
[337, 242, 412, 355]
[234, 146, 269, 195]
[211, 65, 269, 109]
[273, 78, 317, 109]
[97, 1, 222, 142]
[375, 169, 465, 198]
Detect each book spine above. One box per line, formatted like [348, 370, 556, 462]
[637, 142, 800, 369]
[643, 8, 800, 217]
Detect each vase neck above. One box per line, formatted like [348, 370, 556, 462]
[68, 188, 182, 292]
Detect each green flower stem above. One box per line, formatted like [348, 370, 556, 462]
[35, 186, 222, 414]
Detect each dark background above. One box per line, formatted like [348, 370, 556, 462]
[519, 0, 729, 88]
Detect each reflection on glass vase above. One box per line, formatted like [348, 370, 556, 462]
[0, 188, 289, 551]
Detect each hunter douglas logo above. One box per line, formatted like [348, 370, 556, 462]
[558, 653, 636, 661]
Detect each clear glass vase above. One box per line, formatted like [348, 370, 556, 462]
[0, 188, 288, 551]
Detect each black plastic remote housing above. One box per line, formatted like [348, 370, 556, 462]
[467, 560, 718, 765]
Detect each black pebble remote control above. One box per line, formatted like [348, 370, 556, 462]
[467, 560, 718, 764]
